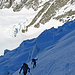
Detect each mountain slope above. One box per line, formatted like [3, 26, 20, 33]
[0, 20, 75, 75]
[28, 30, 75, 75]
[0, 0, 75, 34]
[13, 20, 75, 75]
[25, 0, 75, 32]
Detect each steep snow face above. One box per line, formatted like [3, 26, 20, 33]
[13, 20, 75, 75]
[0, 20, 75, 75]
[29, 30, 75, 75]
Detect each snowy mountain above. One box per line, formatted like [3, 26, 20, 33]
[0, 0, 75, 37]
[0, 20, 75, 75]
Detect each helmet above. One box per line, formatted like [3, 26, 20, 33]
[23, 63, 27, 66]
[32, 58, 35, 61]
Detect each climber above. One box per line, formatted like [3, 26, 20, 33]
[19, 63, 30, 75]
[31, 58, 38, 69]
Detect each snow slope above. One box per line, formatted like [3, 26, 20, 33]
[0, 20, 75, 75]
[30, 30, 75, 75]
[13, 20, 75, 75]
[0, 0, 75, 56]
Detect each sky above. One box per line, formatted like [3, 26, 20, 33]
[0, 7, 63, 55]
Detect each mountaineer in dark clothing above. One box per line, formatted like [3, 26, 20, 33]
[19, 63, 30, 75]
[31, 58, 38, 69]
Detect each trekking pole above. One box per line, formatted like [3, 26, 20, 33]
[29, 72, 32, 75]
